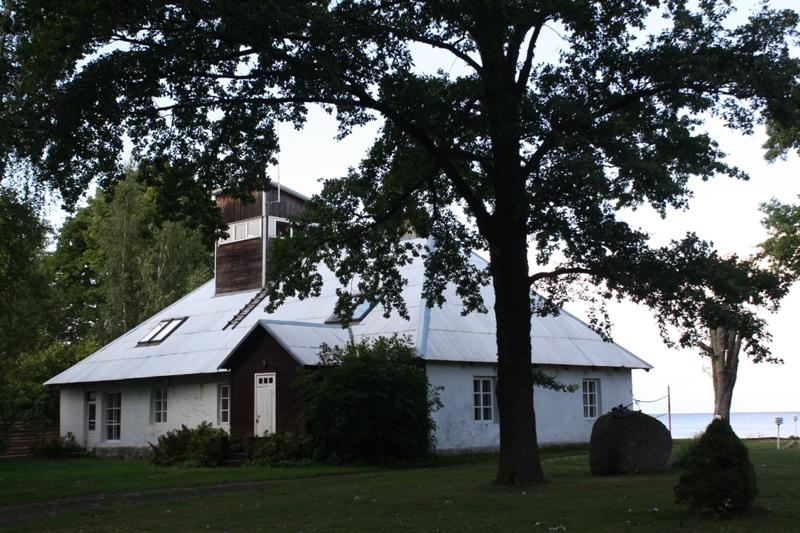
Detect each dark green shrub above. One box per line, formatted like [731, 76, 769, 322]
[674, 418, 757, 514]
[149, 422, 227, 467]
[672, 433, 703, 469]
[32, 431, 82, 459]
[246, 431, 311, 467]
[294, 335, 441, 465]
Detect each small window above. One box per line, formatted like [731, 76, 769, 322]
[246, 219, 261, 238]
[268, 216, 293, 238]
[153, 389, 168, 423]
[138, 317, 187, 345]
[219, 384, 230, 424]
[220, 217, 262, 245]
[86, 391, 97, 432]
[473, 378, 494, 421]
[583, 379, 599, 418]
[106, 392, 122, 441]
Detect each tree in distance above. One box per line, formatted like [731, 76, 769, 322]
[630, 236, 791, 421]
[3, 1, 800, 484]
[49, 169, 214, 344]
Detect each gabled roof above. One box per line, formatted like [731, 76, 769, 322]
[46, 238, 651, 386]
[220, 320, 353, 368]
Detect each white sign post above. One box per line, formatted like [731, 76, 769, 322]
[776, 417, 783, 450]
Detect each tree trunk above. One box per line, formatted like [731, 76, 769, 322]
[490, 221, 543, 484]
[708, 327, 742, 421]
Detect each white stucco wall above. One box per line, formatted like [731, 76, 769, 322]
[533, 366, 635, 445]
[426, 361, 637, 452]
[57, 373, 230, 454]
[427, 362, 501, 452]
[57, 363, 638, 455]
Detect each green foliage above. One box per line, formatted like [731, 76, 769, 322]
[532, 369, 579, 393]
[294, 336, 440, 465]
[671, 432, 703, 470]
[149, 422, 227, 468]
[0, 187, 50, 446]
[48, 169, 213, 344]
[246, 432, 312, 467]
[31, 431, 82, 459]
[761, 197, 800, 278]
[0, 186, 49, 364]
[1, 336, 99, 424]
[674, 418, 758, 514]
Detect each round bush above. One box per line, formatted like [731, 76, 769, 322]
[674, 418, 757, 514]
[293, 336, 440, 464]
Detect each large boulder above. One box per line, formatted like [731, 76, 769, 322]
[590, 407, 672, 475]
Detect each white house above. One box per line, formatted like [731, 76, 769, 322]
[46, 185, 652, 457]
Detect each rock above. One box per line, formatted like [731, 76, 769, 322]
[590, 409, 672, 475]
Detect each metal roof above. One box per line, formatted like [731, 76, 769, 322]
[220, 320, 352, 368]
[46, 239, 651, 386]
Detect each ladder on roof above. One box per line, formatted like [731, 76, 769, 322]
[223, 287, 269, 330]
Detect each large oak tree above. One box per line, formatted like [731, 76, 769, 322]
[2, 1, 799, 483]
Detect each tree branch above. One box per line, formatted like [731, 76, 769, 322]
[341, 79, 494, 236]
[528, 266, 592, 285]
[384, 27, 483, 73]
[515, 15, 549, 96]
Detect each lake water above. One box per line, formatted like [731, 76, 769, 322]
[641, 411, 800, 439]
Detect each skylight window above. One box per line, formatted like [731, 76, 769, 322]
[138, 317, 187, 345]
[325, 296, 376, 325]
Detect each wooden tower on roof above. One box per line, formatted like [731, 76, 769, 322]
[213, 184, 307, 295]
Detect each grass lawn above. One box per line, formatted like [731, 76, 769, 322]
[1, 440, 798, 532]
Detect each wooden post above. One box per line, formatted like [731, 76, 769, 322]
[667, 386, 672, 434]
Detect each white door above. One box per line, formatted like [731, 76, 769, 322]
[254, 373, 276, 436]
[85, 391, 98, 449]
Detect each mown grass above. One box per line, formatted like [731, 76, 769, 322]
[1, 440, 798, 532]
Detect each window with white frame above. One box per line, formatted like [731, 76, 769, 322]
[86, 391, 97, 432]
[268, 216, 292, 238]
[473, 378, 494, 421]
[138, 317, 187, 345]
[106, 392, 122, 440]
[153, 388, 168, 423]
[219, 217, 262, 245]
[219, 384, 230, 424]
[582, 379, 599, 418]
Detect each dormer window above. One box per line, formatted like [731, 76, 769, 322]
[325, 296, 376, 325]
[268, 216, 292, 238]
[220, 217, 262, 245]
[138, 317, 187, 345]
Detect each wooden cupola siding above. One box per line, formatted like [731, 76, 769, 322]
[216, 239, 263, 294]
[214, 187, 307, 294]
[224, 326, 304, 437]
